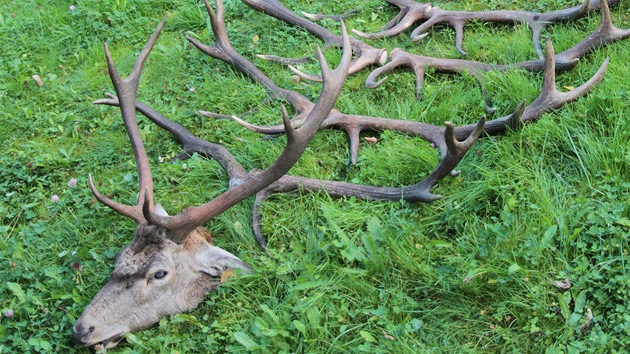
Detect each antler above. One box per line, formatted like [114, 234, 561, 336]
[93, 0, 351, 244]
[351, 0, 432, 40]
[210, 26, 609, 164]
[89, 16, 167, 224]
[140, 0, 352, 243]
[354, 0, 620, 58]
[99, 2, 610, 249]
[243, 0, 387, 78]
[250, 0, 626, 112]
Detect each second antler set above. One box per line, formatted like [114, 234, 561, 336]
[252, 0, 628, 110]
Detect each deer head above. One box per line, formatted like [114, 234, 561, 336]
[71, 205, 252, 348]
[72, 0, 352, 348]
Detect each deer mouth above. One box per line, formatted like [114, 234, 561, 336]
[95, 333, 125, 350]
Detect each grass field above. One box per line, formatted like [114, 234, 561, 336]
[1, 0, 629, 352]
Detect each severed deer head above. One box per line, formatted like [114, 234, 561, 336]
[71, 2, 352, 348]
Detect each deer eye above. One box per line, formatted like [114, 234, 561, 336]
[153, 270, 168, 279]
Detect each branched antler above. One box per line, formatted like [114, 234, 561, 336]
[351, 0, 431, 40]
[88, 16, 168, 224]
[354, 0, 621, 58]
[211, 32, 609, 163]
[244, 0, 626, 111]
[92, 0, 352, 244]
[244, 0, 388, 77]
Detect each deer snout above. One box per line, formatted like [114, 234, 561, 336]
[71, 324, 94, 345]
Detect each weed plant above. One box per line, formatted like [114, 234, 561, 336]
[0, 0, 629, 352]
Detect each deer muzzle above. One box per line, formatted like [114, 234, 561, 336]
[72, 322, 125, 348]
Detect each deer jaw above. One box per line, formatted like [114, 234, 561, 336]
[72, 224, 251, 349]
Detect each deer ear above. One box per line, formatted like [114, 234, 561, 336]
[194, 244, 252, 277]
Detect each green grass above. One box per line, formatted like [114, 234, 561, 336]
[1, 0, 629, 352]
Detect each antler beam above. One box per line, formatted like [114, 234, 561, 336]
[89, 16, 168, 224]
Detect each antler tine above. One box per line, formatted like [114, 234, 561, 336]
[365, 48, 428, 99]
[406, 116, 486, 201]
[252, 190, 272, 249]
[184, 0, 236, 64]
[256, 54, 314, 66]
[540, 37, 559, 98]
[288, 65, 323, 82]
[557, 0, 630, 62]
[90, 15, 167, 223]
[523, 37, 609, 120]
[204, 0, 228, 51]
[409, 15, 444, 43]
[147, 10, 352, 243]
[351, 0, 431, 40]
[506, 99, 527, 130]
[88, 174, 145, 223]
[302, 8, 359, 22]
[199, 111, 292, 135]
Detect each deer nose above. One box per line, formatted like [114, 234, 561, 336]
[71, 325, 94, 344]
